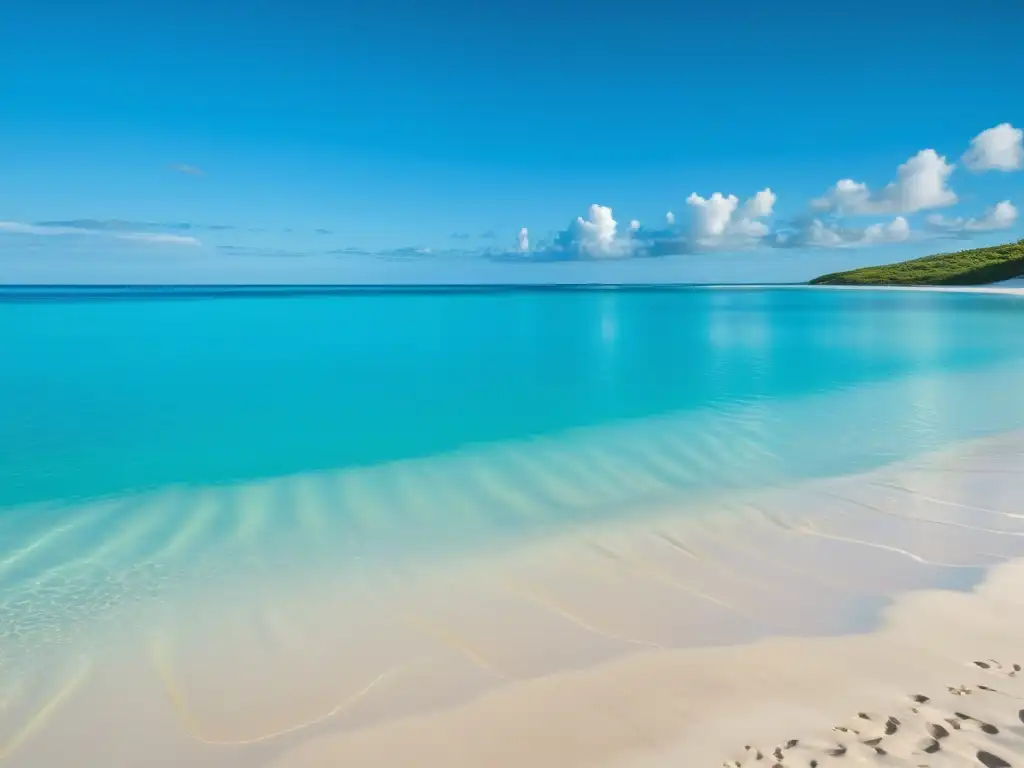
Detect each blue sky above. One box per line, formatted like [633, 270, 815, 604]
[1, 0, 1022, 284]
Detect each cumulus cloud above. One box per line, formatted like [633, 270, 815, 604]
[744, 188, 776, 219]
[687, 193, 737, 239]
[665, 211, 676, 225]
[926, 200, 1018, 234]
[0, 220, 201, 246]
[775, 216, 911, 249]
[811, 179, 870, 214]
[552, 204, 634, 258]
[685, 188, 774, 249]
[862, 216, 911, 244]
[812, 149, 957, 215]
[575, 204, 618, 254]
[629, 219, 640, 232]
[795, 220, 844, 249]
[517, 227, 529, 252]
[962, 124, 1023, 172]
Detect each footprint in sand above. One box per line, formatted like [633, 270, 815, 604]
[722, 659, 1024, 767]
[971, 660, 1021, 677]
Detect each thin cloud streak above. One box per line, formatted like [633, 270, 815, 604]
[171, 164, 205, 176]
[0, 220, 201, 247]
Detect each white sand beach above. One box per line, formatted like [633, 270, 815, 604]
[2, 428, 1024, 767]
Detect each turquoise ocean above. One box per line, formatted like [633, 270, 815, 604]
[2, 286, 1024, 665]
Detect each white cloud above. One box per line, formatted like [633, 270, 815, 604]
[629, 219, 640, 232]
[687, 192, 738, 239]
[882, 150, 957, 213]
[801, 220, 845, 248]
[730, 217, 771, 240]
[0, 220, 201, 246]
[114, 232, 202, 246]
[517, 227, 529, 252]
[812, 179, 871, 214]
[981, 200, 1018, 229]
[926, 200, 1018, 234]
[812, 149, 957, 215]
[780, 216, 912, 249]
[744, 188, 776, 219]
[962, 123, 1023, 172]
[685, 188, 774, 249]
[862, 216, 911, 244]
[665, 211, 676, 225]
[576, 204, 617, 254]
[0, 221, 95, 236]
[556, 203, 633, 258]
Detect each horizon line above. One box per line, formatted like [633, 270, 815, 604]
[0, 282, 813, 301]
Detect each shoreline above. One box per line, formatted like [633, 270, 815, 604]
[263, 431, 1024, 767]
[4, 429, 1024, 766]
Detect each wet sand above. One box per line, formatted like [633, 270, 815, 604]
[3, 431, 1024, 767]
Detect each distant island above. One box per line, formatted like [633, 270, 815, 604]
[809, 240, 1024, 286]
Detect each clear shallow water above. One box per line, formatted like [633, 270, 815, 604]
[3, 286, 1024, 506]
[2, 288, 1024, 634]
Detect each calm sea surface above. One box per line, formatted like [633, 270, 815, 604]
[2, 286, 1024, 635]
[3, 287, 1023, 504]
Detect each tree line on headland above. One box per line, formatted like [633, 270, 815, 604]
[810, 240, 1024, 286]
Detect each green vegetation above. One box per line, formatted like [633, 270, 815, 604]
[809, 240, 1024, 286]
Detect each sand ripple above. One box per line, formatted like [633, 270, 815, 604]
[0, 430, 1022, 765]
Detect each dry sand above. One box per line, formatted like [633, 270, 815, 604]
[3, 431, 1024, 767]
